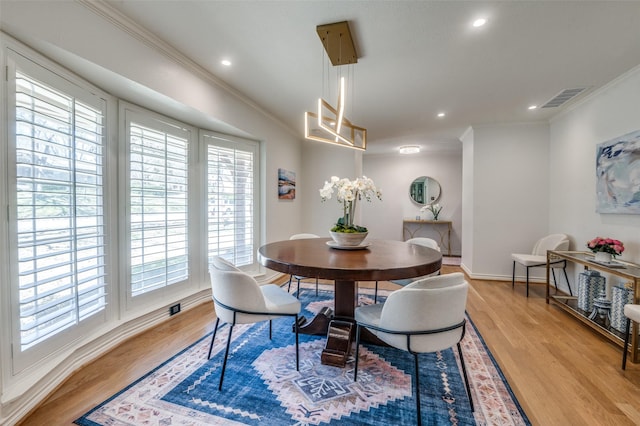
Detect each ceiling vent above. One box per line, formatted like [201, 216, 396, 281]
[541, 87, 588, 108]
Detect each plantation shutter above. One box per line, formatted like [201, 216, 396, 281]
[206, 136, 257, 268]
[14, 71, 106, 350]
[129, 121, 189, 297]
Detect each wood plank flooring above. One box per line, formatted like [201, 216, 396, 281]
[18, 266, 640, 425]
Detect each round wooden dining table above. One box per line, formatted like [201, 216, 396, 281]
[258, 238, 442, 334]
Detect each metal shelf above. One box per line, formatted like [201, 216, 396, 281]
[546, 251, 639, 363]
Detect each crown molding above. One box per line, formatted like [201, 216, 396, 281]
[76, 0, 296, 137]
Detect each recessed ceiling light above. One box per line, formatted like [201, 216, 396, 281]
[528, 105, 537, 110]
[221, 59, 232, 66]
[399, 145, 420, 154]
[437, 112, 446, 118]
[472, 18, 487, 27]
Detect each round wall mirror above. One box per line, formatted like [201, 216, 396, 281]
[409, 176, 441, 205]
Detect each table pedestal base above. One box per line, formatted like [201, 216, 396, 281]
[294, 307, 333, 335]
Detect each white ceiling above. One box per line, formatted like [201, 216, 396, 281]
[103, 0, 640, 155]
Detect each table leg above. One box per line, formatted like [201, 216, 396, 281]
[294, 280, 357, 336]
[334, 280, 357, 319]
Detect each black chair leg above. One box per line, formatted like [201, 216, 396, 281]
[512, 261, 516, 289]
[295, 315, 300, 371]
[457, 342, 475, 412]
[269, 319, 272, 339]
[296, 277, 302, 298]
[207, 318, 220, 360]
[622, 317, 631, 370]
[414, 353, 422, 426]
[374, 281, 379, 303]
[526, 266, 530, 297]
[287, 274, 293, 293]
[354, 325, 362, 381]
[315, 277, 319, 296]
[219, 324, 234, 391]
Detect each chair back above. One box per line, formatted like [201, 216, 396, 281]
[290, 233, 320, 240]
[378, 272, 468, 353]
[406, 237, 441, 252]
[532, 233, 569, 255]
[209, 256, 267, 323]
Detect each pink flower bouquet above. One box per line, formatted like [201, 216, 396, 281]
[586, 237, 624, 257]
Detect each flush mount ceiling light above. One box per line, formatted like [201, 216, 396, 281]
[399, 145, 420, 154]
[304, 21, 367, 150]
[472, 18, 487, 27]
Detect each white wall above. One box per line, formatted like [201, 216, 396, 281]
[549, 65, 640, 268]
[461, 127, 475, 269]
[461, 122, 552, 283]
[361, 150, 463, 254]
[300, 140, 363, 237]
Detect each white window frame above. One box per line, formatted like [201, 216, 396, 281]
[202, 131, 261, 275]
[4, 47, 115, 374]
[120, 102, 201, 314]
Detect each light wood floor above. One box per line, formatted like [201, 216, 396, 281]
[18, 266, 640, 425]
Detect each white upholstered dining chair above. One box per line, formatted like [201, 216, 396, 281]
[353, 272, 474, 426]
[208, 256, 301, 390]
[368, 237, 442, 302]
[286, 233, 320, 296]
[511, 233, 572, 297]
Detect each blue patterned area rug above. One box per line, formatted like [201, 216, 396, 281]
[75, 283, 530, 426]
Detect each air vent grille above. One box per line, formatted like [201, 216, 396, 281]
[541, 87, 588, 108]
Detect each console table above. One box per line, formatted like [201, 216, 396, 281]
[402, 219, 452, 256]
[546, 250, 640, 363]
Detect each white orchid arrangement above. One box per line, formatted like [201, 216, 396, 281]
[319, 176, 382, 232]
[421, 203, 442, 220]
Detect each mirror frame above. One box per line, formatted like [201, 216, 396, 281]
[409, 176, 441, 205]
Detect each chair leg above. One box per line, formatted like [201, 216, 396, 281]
[315, 277, 319, 296]
[296, 277, 302, 298]
[374, 281, 379, 303]
[219, 324, 234, 391]
[287, 274, 293, 293]
[414, 353, 422, 426]
[354, 325, 362, 381]
[295, 315, 300, 371]
[622, 317, 631, 370]
[457, 342, 475, 412]
[207, 318, 220, 360]
[269, 319, 272, 339]
[526, 266, 530, 297]
[512, 261, 516, 289]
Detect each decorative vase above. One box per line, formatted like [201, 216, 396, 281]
[330, 231, 368, 246]
[595, 252, 612, 263]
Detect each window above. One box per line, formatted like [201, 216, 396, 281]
[11, 65, 107, 352]
[125, 110, 191, 297]
[205, 133, 259, 270]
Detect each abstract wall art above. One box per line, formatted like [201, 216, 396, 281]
[596, 129, 640, 213]
[278, 168, 296, 200]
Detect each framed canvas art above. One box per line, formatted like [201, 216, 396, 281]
[596, 129, 640, 213]
[278, 168, 296, 199]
